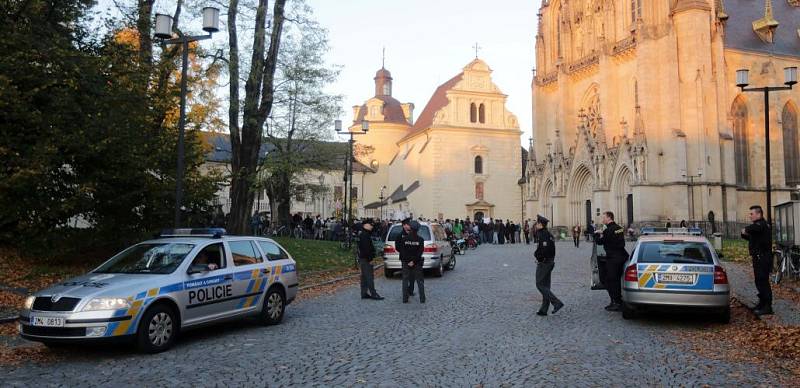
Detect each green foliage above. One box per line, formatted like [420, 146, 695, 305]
[0, 1, 222, 255]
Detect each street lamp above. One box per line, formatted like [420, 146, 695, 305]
[736, 66, 797, 239]
[379, 185, 387, 220]
[681, 168, 703, 222]
[334, 119, 369, 226]
[155, 6, 220, 228]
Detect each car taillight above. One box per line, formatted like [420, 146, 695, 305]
[423, 244, 438, 254]
[383, 244, 396, 254]
[624, 264, 638, 282]
[714, 265, 728, 284]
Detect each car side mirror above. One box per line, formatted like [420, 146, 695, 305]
[187, 264, 210, 275]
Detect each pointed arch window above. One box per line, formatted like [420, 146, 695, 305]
[479, 103, 486, 124]
[732, 97, 750, 186]
[783, 103, 799, 186]
[470, 103, 477, 123]
[474, 156, 483, 174]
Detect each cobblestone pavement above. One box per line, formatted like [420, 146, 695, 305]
[0, 242, 781, 387]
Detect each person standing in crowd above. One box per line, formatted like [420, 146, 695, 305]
[741, 205, 773, 315]
[586, 223, 594, 242]
[594, 211, 628, 312]
[357, 221, 383, 300]
[314, 215, 323, 240]
[523, 220, 531, 245]
[453, 219, 463, 239]
[534, 215, 564, 316]
[572, 224, 581, 248]
[515, 222, 522, 244]
[398, 221, 426, 303]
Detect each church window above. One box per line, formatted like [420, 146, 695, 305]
[634, 80, 639, 106]
[334, 186, 343, 201]
[732, 97, 750, 186]
[556, 7, 563, 59]
[630, 0, 636, 24]
[475, 182, 484, 201]
[479, 104, 486, 124]
[470, 103, 477, 123]
[783, 102, 799, 186]
[474, 156, 484, 174]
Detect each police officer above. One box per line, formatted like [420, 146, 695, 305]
[399, 218, 416, 296]
[533, 215, 564, 316]
[741, 205, 773, 315]
[398, 221, 425, 303]
[595, 211, 628, 312]
[358, 221, 384, 300]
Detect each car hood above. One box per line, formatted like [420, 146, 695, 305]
[35, 272, 163, 300]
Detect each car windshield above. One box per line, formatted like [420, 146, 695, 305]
[386, 225, 432, 241]
[95, 243, 195, 274]
[637, 241, 714, 264]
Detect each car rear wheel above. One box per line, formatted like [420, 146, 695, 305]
[259, 288, 286, 326]
[716, 307, 731, 324]
[136, 304, 178, 353]
[384, 268, 394, 278]
[433, 259, 444, 277]
[621, 302, 637, 320]
[447, 254, 456, 271]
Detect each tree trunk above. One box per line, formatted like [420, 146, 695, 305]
[136, 0, 154, 67]
[228, 0, 287, 235]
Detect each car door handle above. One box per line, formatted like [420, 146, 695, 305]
[223, 275, 233, 280]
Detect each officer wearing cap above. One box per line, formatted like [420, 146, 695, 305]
[533, 215, 564, 316]
[358, 221, 384, 300]
[594, 211, 628, 312]
[398, 220, 426, 303]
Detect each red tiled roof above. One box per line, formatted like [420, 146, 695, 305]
[400, 73, 464, 142]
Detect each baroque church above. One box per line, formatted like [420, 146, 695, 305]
[524, 0, 800, 228]
[351, 59, 524, 221]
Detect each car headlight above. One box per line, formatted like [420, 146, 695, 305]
[81, 298, 131, 312]
[24, 296, 35, 310]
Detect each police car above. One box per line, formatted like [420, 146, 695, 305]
[18, 229, 298, 353]
[620, 228, 731, 323]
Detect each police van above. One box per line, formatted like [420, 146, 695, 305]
[18, 229, 298, 353]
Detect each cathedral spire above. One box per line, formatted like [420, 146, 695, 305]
[752, 0, 780, 43]
[715, 0, 728, 21]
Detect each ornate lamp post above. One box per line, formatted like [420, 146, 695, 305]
[736, 66, 797, 237]
[154, 7, 220, 227]
[334, 119, 369, 226]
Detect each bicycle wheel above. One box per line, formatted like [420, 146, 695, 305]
[773, 251, 785, 284]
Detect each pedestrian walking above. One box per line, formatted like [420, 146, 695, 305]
[399, 221, 425, 303]
[741, 205, 773, 315]
[523, 220, 531, 245]
[358, 222, 384, 300]
[594, 211, 628, 312]
[534, 215, 564, 316]
[572, 225, 581, 248]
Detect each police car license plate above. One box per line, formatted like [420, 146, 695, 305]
[656, 273, 695, 285]
[31, 316, 65, 327]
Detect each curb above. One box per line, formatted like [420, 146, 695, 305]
[299, 264, 385, 291]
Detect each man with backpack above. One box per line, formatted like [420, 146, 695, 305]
[534, 215, 564, 316]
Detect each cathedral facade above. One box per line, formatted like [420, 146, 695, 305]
[352, 59, 523, 221]
[525, 0, 800, 229]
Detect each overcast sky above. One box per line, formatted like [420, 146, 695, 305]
[306, 0, 541, 144]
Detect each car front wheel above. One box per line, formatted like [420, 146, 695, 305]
[136, 304, 178, 353]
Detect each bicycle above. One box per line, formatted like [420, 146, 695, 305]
[773, 246, 800, 284]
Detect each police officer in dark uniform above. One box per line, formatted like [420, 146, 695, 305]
[358, 221, 383, 300]
[398, 218, 416, 296]
[533, 215, 564, 316]
[398, 221, 425, 303]
[741, 205, 773, 315]
[595, 211, 628, 312]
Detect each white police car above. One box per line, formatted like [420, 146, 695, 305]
[18, 229, 298, 353]
[620, 228, 731, 323]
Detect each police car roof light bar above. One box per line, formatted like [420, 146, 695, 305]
[640, 227, 702, 236]
[160, 228, 226, 238]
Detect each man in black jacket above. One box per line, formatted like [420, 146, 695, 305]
[398, 221, 425, 303]
[595, 211, 628, 312]
[534, 215, 564, 316]
[741, 205, 773, 315]
[358, 222, 383, 300]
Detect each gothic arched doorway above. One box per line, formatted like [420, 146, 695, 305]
[569, 164, 594, 227]
[541, 179, 554, 223]
[614, 166, 634, 227]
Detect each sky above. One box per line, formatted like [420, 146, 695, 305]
[94, 0, 543, 144]
[306, 0, 542, 144]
